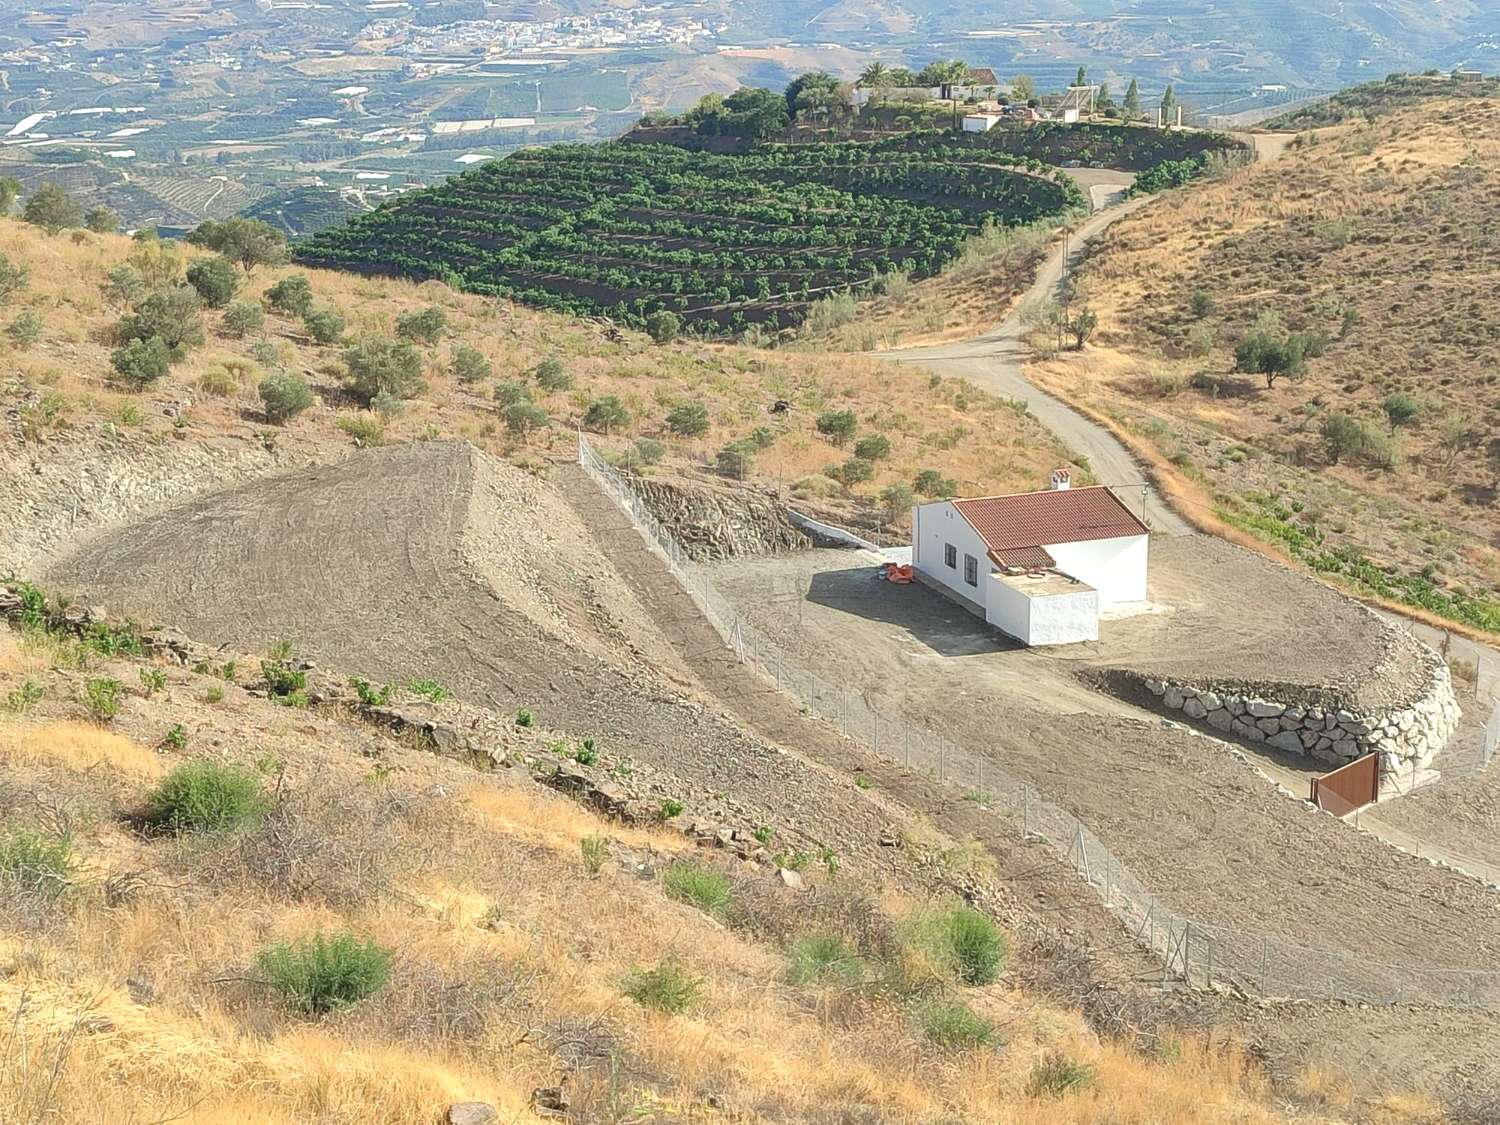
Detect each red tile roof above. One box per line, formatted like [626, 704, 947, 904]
[988, 545, 1056, 570]
[953, 487, 1148, 555]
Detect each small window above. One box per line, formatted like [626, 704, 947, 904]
[964, 554, 979, 587]
[944, 543, 957, 569]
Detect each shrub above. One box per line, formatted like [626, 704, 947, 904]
[503, 400, 548, 438]
[1234, 311, 1318, 389]
[662, 862, 731, 916]
[534, 355, 571, 391]
[3, 680, 44, 715]
[303, 305, 346, 345]
[816, 409, 857, 446]
[110, 336, 172, 389]
[187, 218, 288, 272]
[494, 379, 531, 407]
[82, 677, 123, 723]
[913, 469, 956, 498]
[1027, 1052, 1095, 1098]
[714, 440, 755, 478]
[138, 667, 167, 697]
[256, 930, 392, 1015]
[785, 934, 865, 985]
[6, 310, 41, 350]
[908, 903, 1009, 986]
[0, 831, 73, 898]
[197, 365, 239, 397]
[266, 275, 314, 317]
[827, 457, 874, 490]
[343, 336, 425, 405]
[582, 395, 630, 435]
[118, 285, 205, 360]
[259, 371, 314, 424]
[84, 205, 117, 234]
[1188, 290, 1214, 318]
[449, 342, 491, 383]
[880, 483, 915, 522]
[622, 962, 701, 1013]
[260, 641, 307, 703]
[186, 255, 240, 308]
[853, 433, 891, 461]
[0, 252, 30, 300]
[1381, 390, 1422, 429]
[162, 724, 188, 751]
[659, 797, 684, 819]
[350, 677, 393, 707]
[665, 402, 710, 437]
[632, 437, 665, 465]
[747, 425, 776, 450]
[395, 305, 447, 343]
[222, 299, 265, 338]
[580, 834, 609, 875]
[645, 309, 681, 344]
[1321, 412, 1396, 468]
[918, 998, 995, 1049]
[145, 758, 270, 832]
[515, 707, 534, 728]
[406, 678, 449, 702]
[22, 183, 81, 234]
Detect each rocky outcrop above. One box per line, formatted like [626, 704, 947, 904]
[629, 477, 808, 561]
[1124, 644, 1460, 784]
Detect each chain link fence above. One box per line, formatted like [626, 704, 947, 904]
[579, 434, 1500, 1009]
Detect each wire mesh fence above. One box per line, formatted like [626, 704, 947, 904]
[578, 434, 1500, 1010]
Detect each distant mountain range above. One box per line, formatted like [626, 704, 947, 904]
[708, 0, 1500, 90]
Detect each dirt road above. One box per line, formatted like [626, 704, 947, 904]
[878, 199, 1192, 536]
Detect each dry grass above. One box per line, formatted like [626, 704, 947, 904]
[0, 637, 1361, 1125]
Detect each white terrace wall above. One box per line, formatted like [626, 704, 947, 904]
[1131, 646, 1460, 786]
[1047, 533, 1148, 606]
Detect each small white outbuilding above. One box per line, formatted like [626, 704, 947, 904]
[911, 470, 1149, 646]
[962, 112, 1005, 133]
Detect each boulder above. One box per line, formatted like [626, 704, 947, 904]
[1199, 691, 1222, 712]
[1268, 731, 1305, 755]
[1207, 708, 1233, 732]
[1163, 686, 1186, 710]
[1256, 717, 1282, 736]
[1182, 698, 1208, 720]
[448, 1104, 500, 1125]
[1246, 699, 1284, 720]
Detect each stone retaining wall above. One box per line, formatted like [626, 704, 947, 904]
[629, 477, 809, 561]
[1126, 645, 1460, 782]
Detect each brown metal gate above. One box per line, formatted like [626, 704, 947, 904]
[1310, 754, 1379, 817]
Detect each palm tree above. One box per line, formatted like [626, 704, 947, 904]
[859, 61, 891, 88]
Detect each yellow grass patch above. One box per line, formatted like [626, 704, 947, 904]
[0, 721, 165, 779]
[464, 780, 687, 856]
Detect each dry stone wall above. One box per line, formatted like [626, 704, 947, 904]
[629, 476, 809, 561]
[1130, 645, 1459, 783]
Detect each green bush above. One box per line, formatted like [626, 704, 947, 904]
[582, 395, 630, 435]
[303, 305, 346, 345]
[186, 255, 241, 309]
[816, 409, 857, 447]
[110, 336, 173, 389]
[785, 934, 865, 986]
[645, 309, 681, 344]
[632, 437, 665, 465]
[714, 440, 755, 478]
[658, 798, 684, 819]
[337, 415, 385, 447]
[0, 831, 73, 898]
[23, 182, 82, 234]
[913, 469, 956, 498]
[0, 251, 30, 301]
[534, 355, 571, 391]
[82, 677, 123, 723]
[117, 285, 204, 359]
[514, 707, 534, 728]
[145, 758, 270, 832]
[918, 998, 995, 1049]
[1381, 390, 1422, 429]
[343, 337, 424, 405]
[662, 862, 731, 916]
[406, 678, 449, 702]
[449, 342, 491, 384]
[138, 667, 167, 697]
[493, 379, 531, 407]
[665, 401, 710, 437]
[395, 305, 448, 343]
[1027, 1051, 1095, 1097]
[880, 483, 915, 521]
[84, 206, 118, 235]
[827, 457, 874, 490]
[853, 433, 892, 461]
[223, 300, 265, 338]
[256, 930, 393, 1015]
[7, 310, 41, 350]
[260, 641, 307, 704]
[350, 677, 393, 707]
[908, 903, 1008, 986]
[622, 962, 701, 1014]
[266, 275, 314, 317]
[580, 834, 609, 875]
[259, 371, 315, 424]
[503, 400, 548, 438]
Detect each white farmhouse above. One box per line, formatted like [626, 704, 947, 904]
[911, 470, 1149, 646]
[962, 112, 1004, 133]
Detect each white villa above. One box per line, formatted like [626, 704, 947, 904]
[911, 470, 1149, 646]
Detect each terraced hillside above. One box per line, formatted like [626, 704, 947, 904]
[294, 140, 1087, 332]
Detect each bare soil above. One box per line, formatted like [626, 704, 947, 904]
[705, 542, 1499, 981]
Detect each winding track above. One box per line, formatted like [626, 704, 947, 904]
[877, 196, 1190, 534]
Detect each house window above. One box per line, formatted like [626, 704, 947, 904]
[964, 554, 979, 586]
[944, 543, 957, 569]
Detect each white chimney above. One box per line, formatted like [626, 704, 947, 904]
[1050, 468, 1072, 491]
